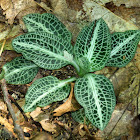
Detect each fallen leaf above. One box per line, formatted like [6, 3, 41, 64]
[0, 50, 21, 69]
[79, 124, 86, 137]
[129, 115, 140, 139]
[40, 120, 57, 133]
[0, 23, 11, 41]
[66, 0, 83, 11]
[0, 116, 16, 137]
[53, 120, 71, 132]
[72, 124, 86, 137]
[96, 0, 140, 7]
[0, 39, 6, 56]
[0, 0, 38, 24]
[0, 25, 22, 52]
[79, 1, 139, 32]
[42, 105, 51, 110]
[53, 83, 81, 116]
[30, 107, 43, 121]
[31, 131, 54, 140]
[34, 1, 53, 12]
[0, 99, 7, 113]
[0, 0, 11, 10]
[12, 98, 26, 124]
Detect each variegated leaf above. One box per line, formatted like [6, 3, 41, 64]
[24, 76, 76, 112]
[106, 30, 140, 67]
[74, 18, 111, 76]
[1, 56, 39, 84]
[23, 13, 72, 41]
[74, 73, 116, 130]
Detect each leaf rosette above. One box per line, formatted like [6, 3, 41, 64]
[7, 13, 140, 131]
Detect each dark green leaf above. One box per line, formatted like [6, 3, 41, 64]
[74, 18, 111, 75]
[2, 56, 39, 84]
[24, 76, 76, 112]
[12, 32, 79, 70]
[74, 73, 116, 130]
[106, 30, 140, 67]
[71, 108, 90, 125]
[23, 13, 72, 41]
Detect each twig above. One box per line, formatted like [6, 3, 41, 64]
[1, 79, 25, 140]
[8, 94, 28, 121]
[0, 39, 6, 56]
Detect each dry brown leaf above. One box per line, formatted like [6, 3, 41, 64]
[113, 0, 140, 7]
[0, 24, 22, 52]
[0, 0, 11, 10]
[0, 0, 38, 24]
[40, 120, 57, 133]
[53, 83, 81, 116]
[30, 107, 43, 121]
[32, 132, 54, 140]
[0, 99, 7, 113]
[42, 105, 51, 110]
[53, 120, 71, 132]
[79, 124, 86, 137]
[0, 116, 16, 137]
[95, 0, 140, 7]
[0, 23, 11, 41]
[34, 1, 53, 12]
[0, 39, 6, 56]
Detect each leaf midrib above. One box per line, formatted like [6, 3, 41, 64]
[14, 42, 70, 64]
[4, 64, 37, 78]
[25, 17, 53, 34]
[26, 77, 76, 111]
[110, 32, 139, 57]
[86, 20, 101, 62]
[87, 75, 103, 129]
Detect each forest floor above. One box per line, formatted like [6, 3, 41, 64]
[0, 0, 140, 140]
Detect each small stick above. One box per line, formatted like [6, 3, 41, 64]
[8, 94, 28, 121]
[1, 79, 25, 140]
[0, 39, 6, 56]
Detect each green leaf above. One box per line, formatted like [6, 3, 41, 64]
[24, 76, 76, 112]
[71, 108, 90, 125]
[74, 73, 116, 130]
[74, 18, 111, 75]
[12, 32, 79, 71]
[106, 30, 140, 67]
[23, 13, 72, 41]
[1, 56, 39, 84]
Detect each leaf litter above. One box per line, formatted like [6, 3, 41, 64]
[0, 0, 140, 139]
